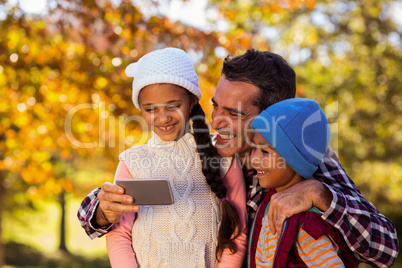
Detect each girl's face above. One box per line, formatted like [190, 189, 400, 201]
[139, 84, 197, 141]
[250, 131, 303, 192]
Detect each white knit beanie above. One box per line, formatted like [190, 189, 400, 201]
[125, 47, 202, 110]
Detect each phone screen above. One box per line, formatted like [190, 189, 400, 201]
[116, 178, 174, 205]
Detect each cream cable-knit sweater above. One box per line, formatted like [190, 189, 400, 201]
[118, 132, 224, 268]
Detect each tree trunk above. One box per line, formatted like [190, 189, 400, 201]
[58, 191, 68, 253]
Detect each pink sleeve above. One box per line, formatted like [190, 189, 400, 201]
[114, 160, 132, 180]
[218, 157, 248, 268]
[106, 161, 139, 268]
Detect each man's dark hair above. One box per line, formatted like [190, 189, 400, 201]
[222, 49, 296, 111]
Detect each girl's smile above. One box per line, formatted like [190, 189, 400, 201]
[139, 83, 197, 141]
[155, 123, 177, 133]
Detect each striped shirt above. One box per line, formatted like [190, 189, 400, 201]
[255, 208, 344, 268]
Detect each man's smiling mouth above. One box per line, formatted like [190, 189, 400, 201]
[218, 134, 235, 139]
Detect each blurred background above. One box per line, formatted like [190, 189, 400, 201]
[0, 0, 401, 267]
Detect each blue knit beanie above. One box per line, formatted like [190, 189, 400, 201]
[251, 98, 331, 179]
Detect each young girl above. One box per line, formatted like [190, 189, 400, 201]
[106, 48, 248, 268]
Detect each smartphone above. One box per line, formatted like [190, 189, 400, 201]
[115, 178, 174, 205]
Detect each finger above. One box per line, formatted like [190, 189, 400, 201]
[101, 182, 125, 194]
[275, 213, 287, 236]
[101, 200, 140, 214]
[99, 199, 139, 216]
[99, 191, 133, 204]
[268, 203, 277, 235]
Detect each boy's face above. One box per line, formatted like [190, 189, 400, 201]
[139, 84, 197, 141]
[250, 131, 303, 192]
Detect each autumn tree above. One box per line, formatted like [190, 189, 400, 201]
[0, 0, 224, 263]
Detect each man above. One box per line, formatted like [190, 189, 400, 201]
[78, 49, 399, 266]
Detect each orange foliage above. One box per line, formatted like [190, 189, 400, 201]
[0, 0, 308, 201]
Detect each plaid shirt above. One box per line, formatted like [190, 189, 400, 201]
[77, 148, 399, 266]
[77, 187, 111, 239]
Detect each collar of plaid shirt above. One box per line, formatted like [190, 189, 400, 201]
[245, 168, 269, 224]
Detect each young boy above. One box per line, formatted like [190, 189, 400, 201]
[247, 98, 358, 267]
